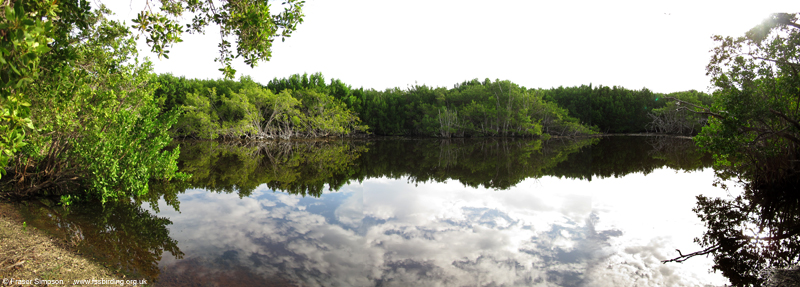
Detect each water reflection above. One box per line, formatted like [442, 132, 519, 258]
[15, 136, 727, 286]
[152, 170, 729, 286]
[664, 169, 800, 286]
[174, 138, 600, 195]
[548, 136, 710, 180]
[176, 140, 366, 197]
[14, 198, 183, 280]
[172, 136, 711, 195]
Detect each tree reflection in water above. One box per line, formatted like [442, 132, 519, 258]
[175, 139, 367, 197]
[13, 198, 183, 281]
[656, 131, 800, 286]
[663, 174, 800, 286]
[12, 136, 741, 285]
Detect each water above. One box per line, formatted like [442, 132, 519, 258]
[15, 137, 737, 286]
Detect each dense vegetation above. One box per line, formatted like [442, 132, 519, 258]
[0, 0, 713, 205]
[542, 85, 713, 133]
[0, 0, 305, 203]
[155, 72, 720, 139]
[153, 74, 366, 139]
[0, 8, 185, 204]
[154, 74, 602, 139]
[648, 90, 713, 135]
[158, 72, 717, 139]
[660, 13, 800, 286]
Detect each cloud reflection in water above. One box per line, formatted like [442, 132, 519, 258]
[152, 168, 731, 287]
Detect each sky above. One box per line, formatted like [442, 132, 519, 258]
[105, 1, 799, 93]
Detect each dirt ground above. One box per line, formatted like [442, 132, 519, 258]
[0, 202, 140, 286]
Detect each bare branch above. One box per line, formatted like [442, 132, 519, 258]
[662, 245, 722, 263]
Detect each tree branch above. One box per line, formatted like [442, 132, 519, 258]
[743, 226, 800, 241]
[752, 56, 800, 71]
[663, 97, 725, 119]
[770, 108, 800, 131]
[662, 245, 722, 263]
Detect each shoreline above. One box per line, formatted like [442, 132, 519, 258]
[0, 201, 129, 286]
[170, 132, 695, 142]
[597, 133, 694, 139]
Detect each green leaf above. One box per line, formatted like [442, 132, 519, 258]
[8, 62, 20, 75]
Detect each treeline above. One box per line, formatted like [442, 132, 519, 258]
[153, 73, 599, 139]
[265, 73, 713, 136]
[152, 74, 365, 139]
[152, 72, 713, 139]
[542, 85, 713, 133]
[267, 74, 597, 137]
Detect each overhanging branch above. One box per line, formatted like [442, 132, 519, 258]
[662, 245, 722, 263]
[770, 108, 800, 132]
[662, 97, 725, 119]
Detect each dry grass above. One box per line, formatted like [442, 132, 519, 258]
[0, 202, 137, 286]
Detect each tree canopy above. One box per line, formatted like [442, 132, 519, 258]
[0, 0, 305, 202]
[662, 13, 800, 286]
[129, 0, 305, 78]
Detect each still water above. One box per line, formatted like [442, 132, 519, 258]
[16, 137, 738, 286]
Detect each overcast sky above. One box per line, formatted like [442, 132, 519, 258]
[106, 1, 798, 93]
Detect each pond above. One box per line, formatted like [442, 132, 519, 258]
[14, 136, 739, 286]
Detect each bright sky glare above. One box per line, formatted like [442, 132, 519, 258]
[106, 0, 799, 93]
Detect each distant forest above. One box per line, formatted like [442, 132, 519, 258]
[152, 72, 713, 139]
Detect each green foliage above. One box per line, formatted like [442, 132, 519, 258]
[542, 84, 667, 133]
[266, 74, 597, 138]
[695, 13, 800, 185]
[174, 88, 222, 139]
[1, 0, 306, 186]
[0, 1, 60, 178]
[292, 89, 366, 137]
[164, 76, 366, 139]
[662, 13, 800, 286]
[130, 0, 305, 78]
[647, 90, 713, 135]
[1, 9, 186, 203]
